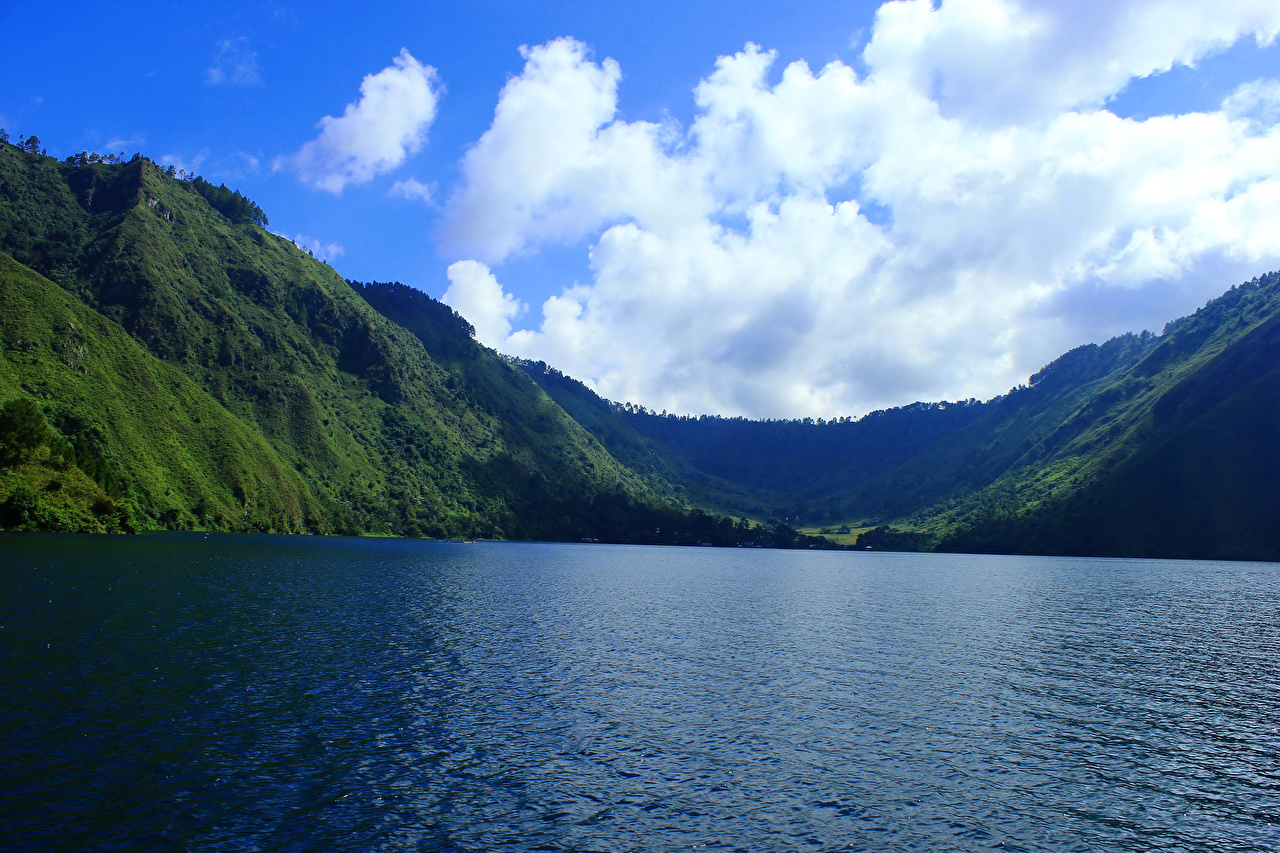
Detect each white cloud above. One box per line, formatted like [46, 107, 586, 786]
[207, 37, 262, 87]
[389, 177, 436, 203]
[290, 234, 345, 262]
[441, 38, 701, 262]
[442, 1, 1280, 417]
[276, 49, 441, 193]
[1224, 78, 1280, 128]
[862, 0, 1280, 125]
[441, 261, 525, 346]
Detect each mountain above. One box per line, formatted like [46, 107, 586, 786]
[3, 137, 1278, 559]
[0, 140, 825, 545]
[0, 250, 318, 533]
[930, 272, 1280, 560]
[520, 280, 1280, 561]
[517, 359, 991, 523]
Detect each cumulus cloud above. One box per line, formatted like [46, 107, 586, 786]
[443, 0, 1280, 417]
[442, 260, 526, 346]
[277, 49, 441, 193]
[442, 38, 686, 261]
[861, 0, 1280, 125]
[207, 37, 262, 87]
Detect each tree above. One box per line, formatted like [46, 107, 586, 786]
[22, 135, 41, 154]
[0, 128, 9, 143]
[188, 176, 269, 226]
[0, 398, 52, 466]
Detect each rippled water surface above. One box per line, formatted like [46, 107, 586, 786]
[2, 534, 1279, 851]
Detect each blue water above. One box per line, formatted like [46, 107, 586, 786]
[1, 534, 1278, 851]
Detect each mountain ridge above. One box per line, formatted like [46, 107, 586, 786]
[520, 274, 1280, 560]
[0, 140, 761, 543]
[2, 137, 1278, 559]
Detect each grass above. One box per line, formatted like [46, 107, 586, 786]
[796, 523, 879, 546]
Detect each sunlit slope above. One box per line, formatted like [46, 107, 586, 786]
[853, 331, 1163, 522]
[348, 280, 677, 520]
[0, 143, 660, 537]
[0, 251, 320, 531]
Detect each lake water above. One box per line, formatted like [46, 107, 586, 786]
[1, 534, 1277, 852]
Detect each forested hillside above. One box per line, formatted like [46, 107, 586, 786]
[522, 277, 1280, 561]
[519, 359, 990, 523]
[3, 135, 1278, 559]
[0, 139, 831, 546]
[930, 272, 1280, 560]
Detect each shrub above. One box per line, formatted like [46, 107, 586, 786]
[0, 398, 51, 466]
[1, 483, 41, 528]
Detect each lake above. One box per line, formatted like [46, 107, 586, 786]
[1, 534, 1277, 851]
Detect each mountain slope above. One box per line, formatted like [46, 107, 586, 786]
[0, 251, 322, 531]
[4, 138, 1278, 558]
[0, 142, 668, 537]
[851, 331, 1162, 523]
[518, 359, 992, 523]
[934, 272, 1280, 559]
[520, 271, 1280, 561]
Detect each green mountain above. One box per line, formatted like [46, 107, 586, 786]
[3, 137, 1278, 560]
[518, 359, 991, 523]
[847, 331, 1165, 526]
[0, 140, 813, 544]
[0, 249, 320, 533]
[520, 279, 1280, 561]
[931, 272, 1280, 560]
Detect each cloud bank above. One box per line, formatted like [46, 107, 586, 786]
[440, 0, 1280, 418]
[278, 49, 440, 193]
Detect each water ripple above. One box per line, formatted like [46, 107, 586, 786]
[2, 536, 1278, 851]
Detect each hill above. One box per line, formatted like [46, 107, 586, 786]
[520, 277, 1280, 561]
[0, 139, 829, 545]
[4, 136, 1278, 559]
[929, 272, 1280, 560]
[0, 251, 318, 532]
[517, 359, 991, 524]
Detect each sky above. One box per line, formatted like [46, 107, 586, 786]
[3, 0, 1280, 419]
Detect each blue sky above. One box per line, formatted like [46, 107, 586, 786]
[0, 1, 882, 296]
[3, 1, 1280, 417]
